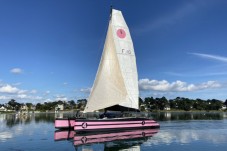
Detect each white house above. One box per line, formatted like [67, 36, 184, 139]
[55, 104, 64, 111]
[0, 106, 7, 111]
[164, 106, 171, 111]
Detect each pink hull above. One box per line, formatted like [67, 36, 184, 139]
[55, 118, 75, 129]
[74, 129, 159, 146]
[74, 119, 159, 131]
[55, 118, 160, 132]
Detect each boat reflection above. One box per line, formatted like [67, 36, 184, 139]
[54, 128, 159, 150]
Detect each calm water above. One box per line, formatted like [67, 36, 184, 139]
[1, 112, 227, 151]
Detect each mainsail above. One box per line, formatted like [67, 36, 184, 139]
[84, 9, 138, 112]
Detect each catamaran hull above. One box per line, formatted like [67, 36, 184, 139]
[55, 118, 75, 129]
[55, 118, 160, 132]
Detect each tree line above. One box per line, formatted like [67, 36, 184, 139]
[0, 99, 87, 112]
[140, 97, 227, 111]
[1, 97, 227, 112]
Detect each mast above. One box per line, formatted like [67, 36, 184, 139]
[109, 5, 113, 20]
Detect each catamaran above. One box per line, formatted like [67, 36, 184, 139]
[55, 8, 160, 132]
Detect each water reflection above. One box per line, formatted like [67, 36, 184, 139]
[0, 131, 13, 142]
[144, 121, 227, 147]
[0, 113, 57, 143]
[0, 112, 76, 129]
[1, 112, 227, 150]
[54, 128, 159, 151]
[1, 112, 227, 129]
[0, 113, 56, 128]
[152, 112, 227, 121]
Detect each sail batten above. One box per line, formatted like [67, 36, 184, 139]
[84, 9, 138, 112]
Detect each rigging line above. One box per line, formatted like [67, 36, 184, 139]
[96, 8, 111, 61]
[88, 9, 111, 92]
[86, 8, 111, 112]
[109, 5, 113, 20]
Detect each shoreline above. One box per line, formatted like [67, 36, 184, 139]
[151, 110, 227, 113]
[1, 109, 226, 115]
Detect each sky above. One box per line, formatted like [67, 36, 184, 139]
[1, 0, 227, 104]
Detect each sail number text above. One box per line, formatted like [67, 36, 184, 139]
[122, 49, 131, 55]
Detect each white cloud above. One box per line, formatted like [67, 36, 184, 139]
[43, 91, 51, 97]
[139, 78, 221, 92]
[0, 96, 10, 100]
[45, 91, 50, 94]
[16, 94, 42, 100]
[189, 53, 227, 63]
[55, 97, 67, 101]
[10, 68, 23, 74]
[17, 94, 27, 99]
[18, 90, 28, 94]
[0, 83, 42, 102]
[32, 96, 42, 100]
[80, 88, 91, 94]
[0, 84, 19, 93]
[44, 98, 52, 102]
[55, 94, 67, 101]
[30, 90, 37, 94]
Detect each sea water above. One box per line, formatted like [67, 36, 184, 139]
[1, 112, 227, 151]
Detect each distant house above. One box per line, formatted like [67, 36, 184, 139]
[20, 105, 28, 111]
[55, 104, 64, 111]
[31, 105, 36, 111]
[164, 106, 171, 111]
[0, 106, 7, 111]
[222, 105, 227, 110]
[4, 103, 10, 108]
[139, 104, 147, 112]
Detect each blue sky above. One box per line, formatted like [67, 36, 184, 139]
[1, 0, 227, 104]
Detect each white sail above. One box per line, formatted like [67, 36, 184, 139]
[84, 9, 138, 112]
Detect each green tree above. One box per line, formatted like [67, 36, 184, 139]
[68, 100, 75, 109]
[169, 99, 177, 109]
[8, 99, 21, 111]
[224, 99, 227, 106]
[77, 99, 87, 110]
[139, 97, 143, 106]
[26, 103, 33, 110]
[184, 98, 193, 111]
[194, 99, 206, 110]
[36, 103, 43, 111]
[8, 99, 17, 109]
[68, 100, 75, 106]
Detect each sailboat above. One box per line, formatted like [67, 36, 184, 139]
[55, 8, 160, 131]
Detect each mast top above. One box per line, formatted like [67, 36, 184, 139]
[109, 5, 113, 20]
